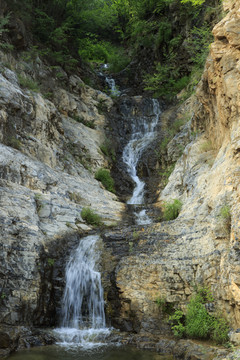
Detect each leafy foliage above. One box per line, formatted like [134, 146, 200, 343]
[144, 63, 189, 100]
[5, 0, 220, 97]
[159, 163, 176, 187]
[81, 207, 102, 226]
[169, 309, 185, 337]
[181, 0, 205, 5]
[185, 293, 212, 339]
[186, 23, 213, 69]
[169, 287, 229, 344]
[95, 168, 115, 193]
[162, 199, 182, 220]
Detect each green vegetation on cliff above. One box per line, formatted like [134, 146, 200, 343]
[169, 287, 229, 344]
[3, 0, 222, 98]
[95, 168, 115, 193]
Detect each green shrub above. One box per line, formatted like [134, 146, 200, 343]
[185, 293, 212, 339]
[79, 38, 110, 63]
[108, 47, 130, 73]
[81, 207, 102, 226]
[186, 23, 213, 69]
[95, 168, 115, 193]
[96, 99, 108, 114]
[169, 309, 185, 337]
[78, 37, 130, 72]
[162, 199, 182, 220]
[0, 12, 14, 50]
[211, 316, 229, 344]
[169, 288, 229, 344]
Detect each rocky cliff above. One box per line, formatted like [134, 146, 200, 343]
[112, 0, 240, 344]
[0, 49, 124, 333]
[1, 0, 240, 359]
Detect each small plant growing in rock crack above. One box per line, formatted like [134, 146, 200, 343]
[199, 139, 213, 153]
[81, 207, 102, 226]
[0, 291, 6, 299]
[71, 115, 96, 129]
[132, 230, 140, 240]
[162, 199, 182, 221]
[128, 241, 134, 253]
[218, 204, 231, 234]
[95, 168, 115, 193]
[6, 136, 22, 150]
[34, 193, 44, 212]
[17, 73, 40, 92]
[47, 258, 55, 266]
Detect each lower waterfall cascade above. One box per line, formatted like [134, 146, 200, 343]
[54, 235, 110, 348]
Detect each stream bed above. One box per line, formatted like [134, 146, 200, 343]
[8, 345, 173, 360]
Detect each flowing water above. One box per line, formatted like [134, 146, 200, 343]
[8, 72, 166, 360]
[105, 76, 121, 97]
[54, 234, 109, 348]
[7, 234, 173, 358]
[99, 64, 121, 97]
[122, 98, 161, 224]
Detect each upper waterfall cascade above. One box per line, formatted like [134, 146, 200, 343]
[122, 98, 161, 224]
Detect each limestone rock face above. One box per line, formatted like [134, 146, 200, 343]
[0, 52, 124, 326]
[113, 0, 240, 333]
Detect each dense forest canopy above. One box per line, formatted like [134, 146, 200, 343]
[3, 0, 222, 99]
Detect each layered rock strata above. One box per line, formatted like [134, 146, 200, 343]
[113, 0, 240, 336]
[0, 51, 124, 330]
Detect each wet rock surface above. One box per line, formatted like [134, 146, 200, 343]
[0, 325, 56, 358]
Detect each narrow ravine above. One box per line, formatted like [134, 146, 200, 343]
[52, 73, 163, 351]
[102, 69, 161, 225]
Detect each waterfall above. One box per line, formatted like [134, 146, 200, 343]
[122, 98, 161, 224]
[105, 77, 121, 97]
[55, 235, 110, 347]
[98, 64, 121, 97]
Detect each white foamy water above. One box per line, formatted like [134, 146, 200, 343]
[122, 99, 161, 224]
[135, 209, 152, 225]
[55, 235, 108, 348]
[54, 327, 111, 349]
